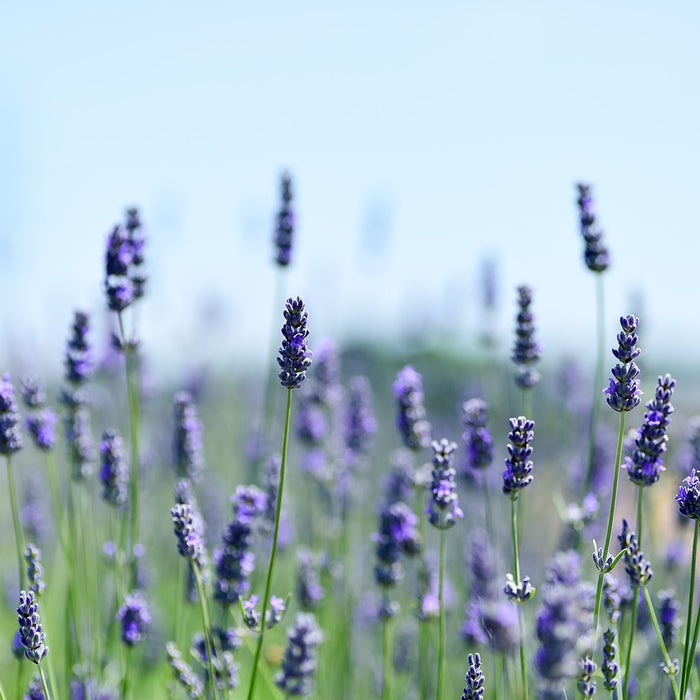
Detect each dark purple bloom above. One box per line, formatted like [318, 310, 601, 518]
[104, 209, 147, 312]
[603, 315, 642, 413]
[618, 519, 652, 586]
[278, 297, 312, 389]
[309, 338, 341, 407]
[502, 416, 535, 499]
[602, 628, 618, 691]
[17, 589, 48, 663]
[511, 285, 541, 389]
[577, 657, 596, 697]
[344, 375, 376, 457]
[99, 429, 129, 506]
[25, 544, 45, 596]
[172, 502, 207, 570]
[426, 438, 464, 529]
[24, 401, 57, 452]
[275, 613, 323, 696]
[191, 628, 241, 691]
[658, 589, 680, 649]
[24, 675, 46, 700]
[296, 396, 327, 445]
[393, 365, 431, 451]
[63, 400, 94, 481]
[166, 642, 204, 699]
[274, 171, 295, 267]
[676, 469, 700, 520]
[461, 652, 485, 700]
[64, 311, 93, 385]
[575, 183, 610, 273]
[116, 590, 151, 647]
[678, 416, 700, 476]
[625, 374, 675, 486]
[172, 391, 204, 482]
[0, 373, 23, 455]
[296, 547, 324, 610]
[382, 449, 416, 505]
[461, 597, 518, 652]
[373, 501, 421, 588]
[461, 398, 493, 475]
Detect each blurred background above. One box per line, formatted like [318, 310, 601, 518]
[2, 1, 698, 380]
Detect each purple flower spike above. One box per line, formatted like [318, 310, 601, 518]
[64, 311, 93, 385]
[171, 502, 207, 571]
[462, 398, 493, 475]
[172, 391, 204, 482]
[345, 375, 377, 458]
[373, 501, 421, 588]
[511, 285, 541, 389]
[461, 652, 485, 699]
[0, 373, 23, 455]
[104, 209, 147, 312]
[625, 374, 675, 487]
[576, 183, 610, 273]
[99, 429, 129, 507]
[676, 469, 700, 520]
[275, 613, 323, 697]
[604, 315, 642, 413]
[274, 171, 295, 267]
[618, 519, 652, 586]
[502, 416, 535, 499]
[116, 590, 151, 647]
[278, 297, 312, 390]
[426, 438, 464, 530]
[393, 365, 431, 451]
[22, 378, 57, 452]
[17, 590, 48, 664]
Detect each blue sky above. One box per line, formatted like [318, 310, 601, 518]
[2, 2, 699, 378]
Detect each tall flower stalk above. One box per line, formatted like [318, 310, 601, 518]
[593, 315, 642, 636]
[17, 590, 52, 700]
[247, 296, 311, 700]
[575, 183, 611, 497]
[511, 286, 541, 417]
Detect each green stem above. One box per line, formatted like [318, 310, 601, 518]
[642, 587, 680, 700]
[685, 580, 700, 698]
[419, 619, 429, 700]
[593, 411, 626, 635]
[6, 455, 26, 590]
[121, 645, 132, 700]
[247, 388, 293, 700]
[583, 274, 605, 496]
[623, 586, 638, 699]
[382, 614, 392, 700]
[193, 564, 220, 700]
[681, 520, 699, 697]
[636, 485, 644, 548]
[483, 475, 495, 547]
[38, 665, 52, 700]
[437, 529, 446, 700]
[510, 497, 527, 698]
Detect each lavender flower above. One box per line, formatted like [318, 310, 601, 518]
[393, 365, 431, 451]
[602, 628, 619, 690]
[63, 401, 94, 480]
[278, 297, 312, 389]
[0, 373, 23, 455]
[577, 657, 596, 697]
[104, 209, 146, 312]
[24, 675, 46, 700]
[345, 375, 377, 457]
[511, 285, 541, 389]
[275, 613, 323, 696]
[310, 338, 342, 407]
[117, 590, 151, 646]
[191, 629, 241, 691]
[172, 391, 205, 482]
[461, 652, 485, 699]
[659, 589, 680, 649]
[64, 311, 93, 385]
[678, 416, 700, 476]
[296, 395, 327, 446]
[502, 416, 535, 499]
[625, 374, 675, 486]
[172, 502, 207, 571]
[382, 449, 417, 505]
[373, 501, 421, 588]
[21, 379, 56, 451]
[576, 183, 610, 273]
[461, 398, 493, 475]
[618, 519, 653, 587]
[426, 438, 464, 529]
[166, 642, 204, 699]
[296, 547, 324, 610]
[676, 469, 700, 520]
[99, 429, 129, 506]
[17, 589, 48, 663]
[604, 315, 642, 413]
[25, 544, 45, 596]
[274, 171, 295, 267]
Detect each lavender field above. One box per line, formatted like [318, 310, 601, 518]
[2, 178, 700, 700]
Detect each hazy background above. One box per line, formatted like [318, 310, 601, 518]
[2, 1, 698, 380]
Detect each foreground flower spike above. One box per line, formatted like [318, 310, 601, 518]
[393, 365, 431, 451]
[460, 652, 485, 699]
[0, 373, 23, 455]
[274, 171, 295, 267]
[25, 544, 46, 596]
[64, 311, 93, 385]
[426, 439, 464, 529]
[275, 613, 323, 696]
[626, 374, 675, 486]
[104, 208, 147, 312]
[576, 183, 610, 273]
[117, 590, 151, 646]
[618, 519, 652, 587]
[21, 378, 57, 451]
[502, 417, 535, 498]
[17, 589, 49, 663]
[171, 502, 208, 571]
[676, 469, 700, 519]
[604, 315, 642, 413]
[511, 285, 541, 389]
[577, 656, 597, 697]
[278, 297, 312, 389]
[99, 429, 129, 507]
[172, 391, 205, 482]
[461, 398, 493, 475]
[344, 375, 377, 458]
[602, 628, 619, 690]
[166, 642, 204, 698]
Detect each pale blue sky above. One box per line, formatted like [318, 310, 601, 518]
[2, 2, 699, 378]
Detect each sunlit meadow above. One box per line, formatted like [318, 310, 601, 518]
[3, 178, 700, 700]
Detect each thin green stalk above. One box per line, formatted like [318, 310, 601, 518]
[44, 452, 69, 554]
[510, 498, 527, 699]
[38, 665, 52, 700]
[193, 563, 220, 700]
[642, 586, 680, 700]
[681, 520, 699, 697]
[6, 455, 26, 590]
[437, 529, 446, 700]
[684, 579, 700, 698]
[121, 645, 132, 700]
[623, 586, 638, 699]
[584, 274, 606, 495]
[382, 614, 392, 700]
[636, 486, 644, 547]
[247, 388, 293, 700]
[0, 678, 6, 700]
[419, 620, 429, 700]
[593, 412, 626, 635]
